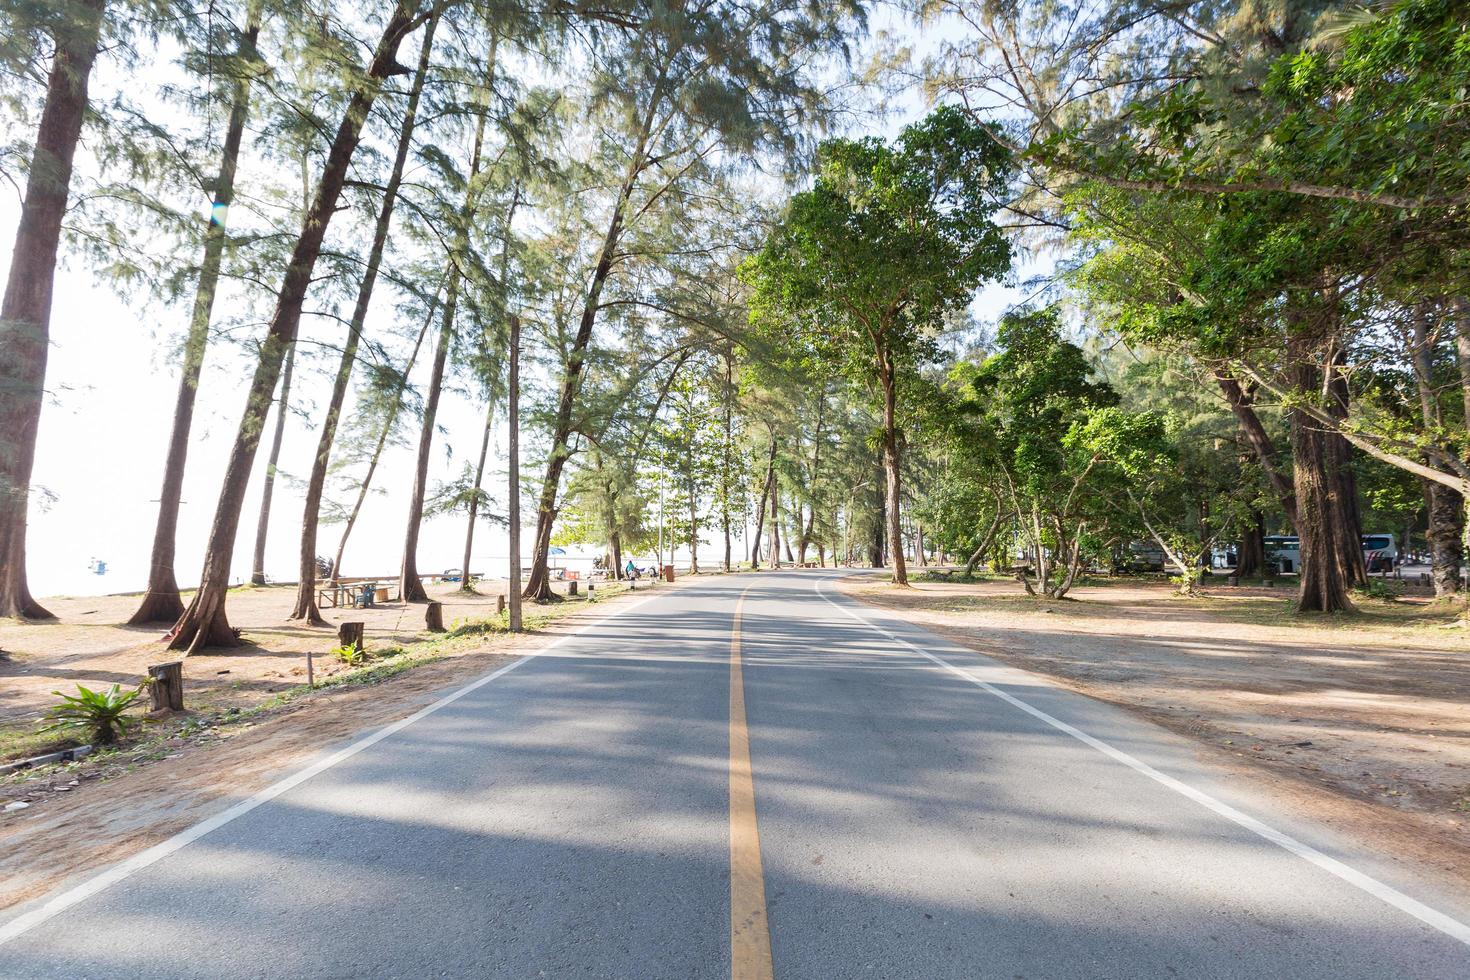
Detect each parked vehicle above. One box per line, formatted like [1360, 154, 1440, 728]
[1260, 533, 1397, 574]
[1124, 541, 1167, 573]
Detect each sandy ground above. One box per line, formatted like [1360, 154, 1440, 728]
[0, 578, 664, 914]
[842, 573, 1470, 879]
[0, 579, 590, 733]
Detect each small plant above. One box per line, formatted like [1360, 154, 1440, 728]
[1356, 579, 1399, 602]
[42, 683, 145, 746]
[331, 644, 368, 667]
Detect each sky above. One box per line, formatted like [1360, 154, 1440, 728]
[2, 5, 1042, 600]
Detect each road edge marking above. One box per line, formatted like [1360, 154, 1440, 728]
[729, 586, 775, 980]
[813, 575, 1470, 949]
[0, 589, 665, 949]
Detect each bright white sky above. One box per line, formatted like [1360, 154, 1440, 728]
[3, 6, 1041, 599]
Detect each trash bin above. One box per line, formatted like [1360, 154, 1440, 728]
[662, 564, 674, 582]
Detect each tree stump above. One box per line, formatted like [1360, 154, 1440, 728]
[425, 601, 445, 632]
[567, 580, 578, 596]
[496, 595, 506, 615]
[1227, 575, 1240, 587]
[338, 621, 365, 652]
[148, 661, 184, 712]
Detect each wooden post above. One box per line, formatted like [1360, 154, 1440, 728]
[508, 313, 523, 632]
[338, 621, 365, 652]
[567, 580, 578, 596]
[148, 662, 184, 712]
[425, 600, 445, 632]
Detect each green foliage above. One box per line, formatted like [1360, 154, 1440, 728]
[330, 644, 367, 667]
[42, 683, 145, 746]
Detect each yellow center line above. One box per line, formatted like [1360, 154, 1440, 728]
[730, 588, 775, 980]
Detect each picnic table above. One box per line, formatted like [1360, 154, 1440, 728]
[318, 580, 384, 609]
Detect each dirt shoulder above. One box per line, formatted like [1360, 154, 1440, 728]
[840, 573, 1470, 882]
[0, 577, 674, 915]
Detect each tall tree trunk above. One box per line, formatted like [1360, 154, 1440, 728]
[878, 352, 908, 585]
[401, 33, 495, 604]
[459, 400, 494, 593]
[750, 432, 775, 570]
[291, 13, 437, 623]
[687, 471, 699, 574]
[523, 99, 660, 602]
[168, 0, 428, 651]
[769, 485, 781, 568]
[0, 0, 105, 622]
[250, 340, 295, 585]
[1236, 511, 1265, 578]
[132, 1, 263, 624]
[1422, 479, 1464, 597]
[1323, 350, 1367, 590]
[331, 286, 440, 577]
[869, 455, 886, 568]
[1290, 344, 1355, 613]
[721, 353, 734, 572]
[507, 314, 523, 631]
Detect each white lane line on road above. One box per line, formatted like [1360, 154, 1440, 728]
[0, 590, 664, 949]
[812, 576, 1470, 949]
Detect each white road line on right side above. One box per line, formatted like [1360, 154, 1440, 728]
[812, 575, 1470, 950]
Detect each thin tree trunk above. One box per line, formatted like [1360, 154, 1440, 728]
[878, 352, 908, 585]
[132, 1, 264, 624]
[0, 0, 105, 621]
[750, 431, 776, 569]
[250, 340, 295, 586]
[168, 0, 427, 650]
[459, 400, 494, 593]
[507, 313, 522, 631]
[291, 13, 437, 623]
[869, 455, 886, 568]
[769, 484, 781, 568]
[721, 352, 734, 571]
[401, 33, 496, 604]
[331, 285, 441, 577]
[1326, 348, 1367, 589]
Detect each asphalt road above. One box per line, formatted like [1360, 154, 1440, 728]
[3, 569, 1469, 978]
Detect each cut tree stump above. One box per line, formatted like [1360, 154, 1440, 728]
[425, 601, 445, 632]
[338, 621, 365, 652]
[567, 580, 578, 596]
[496, 595, 506, 615]
[148, 661, 184, 712]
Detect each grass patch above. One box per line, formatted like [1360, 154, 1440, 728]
[0, 724, 83, 765]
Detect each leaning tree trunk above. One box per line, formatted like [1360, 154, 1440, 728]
[290, 14, 437, 624]
[458, 401, 494, 594]
[523, 101, 659, 602]
[331, 287, 440, 577]
[401, 36, 495, 604]
[1215, 371, 1299, 532]
[750, 432, 776, 570]
[250, 340, 295, 585]
[132, 1, 263, 624]
[168, 0, 427, 651]
[0, 0, 105, 622]
[878, 352, 908, 586]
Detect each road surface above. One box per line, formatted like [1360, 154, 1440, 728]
[2, 570, 1468, 978]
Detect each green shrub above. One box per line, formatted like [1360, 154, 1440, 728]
[42, 683, 144, 746]
[331, 644, 368, 666]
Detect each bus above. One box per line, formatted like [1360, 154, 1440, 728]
[1262, 533, 1397, 574]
